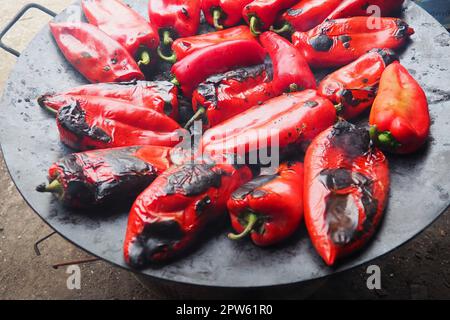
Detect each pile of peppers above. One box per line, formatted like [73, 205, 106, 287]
[37, 0, 431, 269]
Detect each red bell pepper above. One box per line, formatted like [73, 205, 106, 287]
[149, 0, 201, 56]
[369, 61, 430, 154]
[292, 17, 414, 68]
[37, 146, 173, 208]
[171, 39, 266, 97]
[124, 159, 253, 267]
[56, 96, 184, 151]
[81, 0, 159, 67]
[49, 22, 144, 83]
[273, 0, 341, 34]
[318, 48, 397, 120]
[327, 0, 405, 20]
[189, 31, 316, 129]
[304, 120, 390, 266]
[38, 80, 179, 121]
[227, 162, 304, 246]
[201, 90, 337, 158]
[158, 26, 255, 63]
[202, 0, 253, 29]
[243, 0, 299, 35]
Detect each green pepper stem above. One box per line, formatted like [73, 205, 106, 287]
[228, 213, 259, 241]
[170, 77, 180, 86]
[335, 103, 343, 114]
[36, 179, 63, 195]
[289, 83, 299, 92]
[157, 47, 177, 64]
[249, 16, 261, 36]
[37, 95, 58, 115]
[271, 23, 291, 34]
[184, 106, 206, 129]
[162, 30, 173, 47]
[212, 9, 224, 30]
[137, 50, 151, 66]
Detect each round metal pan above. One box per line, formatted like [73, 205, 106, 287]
[0, 0, 449, 288]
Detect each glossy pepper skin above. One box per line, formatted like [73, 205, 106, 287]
[38, 80, 179, 120]
[202, 0, 253, 29]
[327, 0, 405, 20]
[292, 17, 414, 68]
[149, 0, 201, 48]
[49, 22, 144, 83]
[36, 146, 173, 208]
[369, 62, 430, 154]
[159, 26, 255, 63]
[243, 0, 298, 35]
[81, 0, 159, 67]
[56, 96, 184, 151]
[273, 0, 341, 34]
[318, 49, 397, 120]
[189, 31, 316, 129]
[171, 39, 266, 97]
[124, 159, 253, 267]
[227, 162, 304, 246]
[202, 90, 337, 159]
[304, 121, 390, 266]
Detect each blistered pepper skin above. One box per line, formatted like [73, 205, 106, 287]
[292, 17, 414, 68]
[38, 81, 179, 120]
[49, 22, 144, 83]
[369, 62, 430, 154]
[228, 162, 304, 246]
[327, 0, 405, 20]
[304, 121, 390, 266]
[37, 146, 173, 208]
[318, 49, 397, 120]
[124, 160, 253, 267]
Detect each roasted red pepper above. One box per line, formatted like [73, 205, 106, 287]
[124, 159, 253, 267]
[202, 90, 337, 158]
[292, 17, 414, 68]
[56, 96, 184, 151]
[202, 0, 253, 29]
[243, 0, 298, 35]
[369, 62, 430, 154]
[36, 146, 173, 208]
[273, 0, 341, 34]
[81, 0, 159, 67]
[38, 80, 179, 120]
[50, 22, 144, 83]
[171, 39, 266, 97]
[149, 0, 201, 57]
[189, 31, 316, 129]
[227, 162, 304, 246]
[304, 121, 390, 266]
[159, 26, 255, 63]
[318, 49, 397, 120]
[327, 0, 405, 20]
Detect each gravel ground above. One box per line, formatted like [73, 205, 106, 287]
[0, 0, 449, 300]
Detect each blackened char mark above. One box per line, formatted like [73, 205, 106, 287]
[310, 34, 334, 52]
[127, 220, 184, 268]
[57, 101, 111, 143]
[370, 48, 397, 66]
[232, 174, 277, 200]
[328, 121, 370, 158]
[164, 163, 223, 196]
[394, 19, 411, 39]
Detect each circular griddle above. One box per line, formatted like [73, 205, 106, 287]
[1, 1, 450, 288]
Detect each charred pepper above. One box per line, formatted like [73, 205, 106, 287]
[243, 0, 299, 35]
[304, 121, 390, 266]
[292, 17, 414, 68]
[202, 0, 253, 29]
[124, 158, 253, 266]
[56, 96, 184, 151]
[318, 49, 397, 120]
[189, 31, 316, 129]
[228, 162, 304, 246]
[50, 22, 144, 83]
[37, 146, 173, 208]
[38, 80, 179, 121]
[81, 0, 159, 67]
[369, 61, 430, 154]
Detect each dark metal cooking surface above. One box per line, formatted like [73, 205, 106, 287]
[0, 1, 449, 288]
